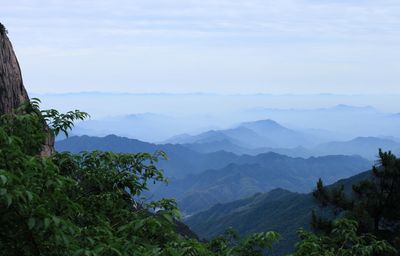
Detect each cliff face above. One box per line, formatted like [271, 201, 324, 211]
[0, 27, 29, 114]
[0, 23, 54, 156]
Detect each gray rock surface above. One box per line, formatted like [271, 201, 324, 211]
[0, 23, 54, 156]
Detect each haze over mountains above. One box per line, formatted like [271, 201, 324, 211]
[56, 135, 238, 178]
[57, 112, 400, 216]
[56, 106, 400, 157]
[57, 133, 373, 225]
[38, 92, 400, 143]
[163, 118, 398, 158]
[150, 154, 370, 215]
[79, 104, 399, 143]
[55, 100, 399, 256]
[165, 119, 316, 149]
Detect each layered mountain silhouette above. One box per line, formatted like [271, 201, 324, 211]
[163, 119, 400, 159]
[165, 119, 317, 151]
[313, 137, 400, 159]
[151, 153, 370, 214]
[57, 135, 371, 215]
[56, 135, 238, 178]
[55, 123, 394, 255]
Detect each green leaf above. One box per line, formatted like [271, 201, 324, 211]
[26, 191, 33, 201]
[44, 218, 51, 229]
[109, 247, 122, 256]
[28, 218, 36, 230]
[52, 216, 60, 226]
[5, 194, 12, 207]
[162, 213, 174, 224]
[0, 175, 7, 184]
[0, 188, 7, 195]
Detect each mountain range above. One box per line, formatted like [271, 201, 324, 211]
[39, 91, 400, 141]
[55, 125, 391, 254]
[164, 119, 400, 160]
[165, 119, 317, 150]
[59, 115, 400, 160]
[151, 153, 370, 215]
[56, 135, 237, 178]
[313, 136, 400, 159]
[56, 134, 372, 215]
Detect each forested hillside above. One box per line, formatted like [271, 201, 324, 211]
[187, 189, 314, 255]
[152, 154, 370, 214]
[185, 171, 373, 255]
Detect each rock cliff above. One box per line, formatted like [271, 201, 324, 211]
[0, 22, 54, 155]
[0, 23, 29, 114]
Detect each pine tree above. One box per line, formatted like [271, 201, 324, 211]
[312, 149, 400, 249]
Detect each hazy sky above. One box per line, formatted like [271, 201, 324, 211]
[2, 0, 400, 94]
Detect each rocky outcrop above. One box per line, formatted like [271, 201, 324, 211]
[0, 24, 29, 114]
[0, 23, 54, 156]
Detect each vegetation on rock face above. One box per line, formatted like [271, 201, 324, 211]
[0, 100, 279, 255]
[0, 23, 7, 35]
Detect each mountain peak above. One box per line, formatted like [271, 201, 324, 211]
[240, 119, 285, 130]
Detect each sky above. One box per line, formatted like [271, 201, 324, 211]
[1, 0, 400, 94]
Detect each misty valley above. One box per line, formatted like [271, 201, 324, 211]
[54, 115, 400, 255]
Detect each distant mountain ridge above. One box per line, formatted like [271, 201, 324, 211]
[165, 119, 317, 152]
[151, 153, 371, 214]
[313, 136, 400, 159]
[56, 134, 372, 216]
[56, 135, 238, 178]
[164, 117, 400, 159]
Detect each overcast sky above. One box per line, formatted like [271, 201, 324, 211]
[2, 0, 400, 94]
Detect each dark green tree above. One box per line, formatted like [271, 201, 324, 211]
[312, 149, 400, 250]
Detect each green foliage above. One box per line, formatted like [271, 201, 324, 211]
[208, 228, 280, 256]
[0, 100, 279, 255]
[312, 149, 400, 251]
[36, 98, 90, 137]
[292, 219, 397, 256]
